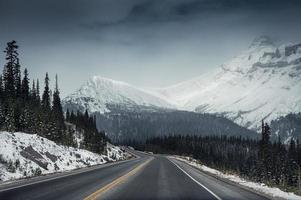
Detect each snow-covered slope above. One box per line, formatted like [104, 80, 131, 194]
[64, 36, 301, 130]
[63, 76, 175, 113]
[174, 156, 301, 200]
[0, 132, 130, 182]
[155, 36, 301, 129]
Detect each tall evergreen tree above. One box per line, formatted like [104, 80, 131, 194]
[3, 40, 18, 98]
[52, 75, 64, 124]
[36, 79, 40, 103]
[0, 75, 3, 100]
[49, 75, 65, 142]
[31, 79, 36, 100]
[70, 110, 75, 122]
[21, 68, 30, 100]
[14, 59, 22, 98]
[66, 109, 70, 121]
[41, 73, 51, 110]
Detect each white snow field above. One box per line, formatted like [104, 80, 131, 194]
[0, 131, 130, 182]
[155, 36, 301, 130]
[64, 36, 301, 130]
[173, 156, 301, 200]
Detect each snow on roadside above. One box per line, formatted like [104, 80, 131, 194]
[173, 156, 301, 200]
[0, 131, 130, 182]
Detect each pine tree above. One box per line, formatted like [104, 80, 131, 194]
[0, 75, 3, 101]
[51, 74, 65, 142]
[41, 73, 50, 110]
[21, 68, 30, 100]
[36, 79, 40, 103]
[3, 40, 18, 99]
[288, 139, 298, 187]
[70, 110, 75, 122]
[31, 79, 36, 100]
[258, 120, 271, 182]
[52, 75, 64, 121]
[84, 109, 89, 121]
[14, 59, 22, 98]
[66, 109, 70, 121]
[263, 122, 271, 144]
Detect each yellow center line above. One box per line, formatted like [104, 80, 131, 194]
[84, 157, 153, 200]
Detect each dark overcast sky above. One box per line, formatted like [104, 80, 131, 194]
[0, 0, 301, 97]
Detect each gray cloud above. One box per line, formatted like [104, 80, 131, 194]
[80, 0, 301, 27]
[0, 0, 301, 97]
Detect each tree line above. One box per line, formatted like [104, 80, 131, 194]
[271, 112, 301, 142]
[96, 108, 257, 143]
[66, 109, 107, 153]
[130, 121, 301, 194]
[0, 40, 107, 153]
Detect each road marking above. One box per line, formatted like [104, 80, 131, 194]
[168, 158, 222, 200]
[0, 158, 138, 193]
[84, 157, 153, 200]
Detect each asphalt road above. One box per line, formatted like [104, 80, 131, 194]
[0, 150, 270, 200]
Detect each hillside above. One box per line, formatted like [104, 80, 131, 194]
[96, 109, 258, 143]
[0, 132, 129, 182]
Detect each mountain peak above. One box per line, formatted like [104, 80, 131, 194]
[90, 75, 121, 84]
[88, 75, 131, 88]
[249, 35, 275, 48]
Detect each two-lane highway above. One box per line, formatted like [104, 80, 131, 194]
[99, 154, 269, 200]
[0, 150, 270, 200]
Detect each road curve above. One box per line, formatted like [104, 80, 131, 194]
[100, 154, 269, 200]
[0, 150, 270, 200]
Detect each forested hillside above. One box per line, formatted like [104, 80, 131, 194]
[0, 41, 107, 154]
[271, 113, 301, 143]
[96, 107, 258, 143]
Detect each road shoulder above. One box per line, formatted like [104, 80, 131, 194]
[170, 156, 287, 200]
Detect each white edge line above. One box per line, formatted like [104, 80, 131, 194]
[168, 157, 222, 200]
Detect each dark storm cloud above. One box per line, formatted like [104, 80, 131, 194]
[77, 0, 301, 49]
[80, 0, 301, 29]
[1, 0, 301, 39]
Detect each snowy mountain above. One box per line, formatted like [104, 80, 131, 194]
[63, 36, 301, 130]
[155, 36, 301, 129]
[63, 76, 175, 114]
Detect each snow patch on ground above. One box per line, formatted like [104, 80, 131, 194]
[174, 156, 301, 200]
[0, 131, 130, 182]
